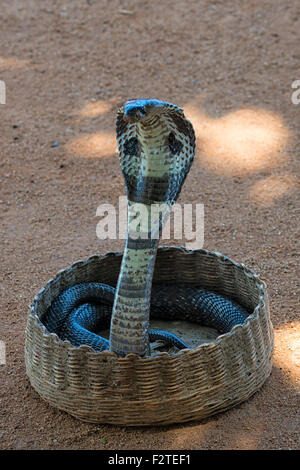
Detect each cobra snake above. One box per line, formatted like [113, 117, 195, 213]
[42, 99, 248, 357]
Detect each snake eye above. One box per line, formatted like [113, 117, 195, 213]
[138, 108, 146, 119]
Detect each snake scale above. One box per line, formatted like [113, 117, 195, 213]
[42, 99, 249, 357]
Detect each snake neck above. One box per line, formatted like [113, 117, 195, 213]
[109, 198, 171, 357]
[109, 236, 158, 357]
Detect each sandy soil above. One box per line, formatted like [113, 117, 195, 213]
[0, 0, 299, 450]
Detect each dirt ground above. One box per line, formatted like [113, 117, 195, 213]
[1, 0, 299, 450]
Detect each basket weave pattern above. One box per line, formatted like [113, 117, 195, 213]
[25, 247, 273, 425]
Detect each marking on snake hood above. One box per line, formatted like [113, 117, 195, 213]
[170, 112, 195, 148]
[168, 132, 183, 155]
[124, 137, 140, 157]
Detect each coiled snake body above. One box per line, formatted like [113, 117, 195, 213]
[42, 99, 249, 357]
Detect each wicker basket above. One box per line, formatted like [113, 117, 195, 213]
[25, 247, 273, 426]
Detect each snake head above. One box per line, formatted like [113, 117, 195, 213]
[123, 98, 183, 123]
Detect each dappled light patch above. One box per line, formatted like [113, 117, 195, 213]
[0, 56, 31, 69]
[274, 323, 300, 389]
[184, 105, 290, 176]
[248, 174, 299, 206]
[65, 131, 117, 158]
[77, 100, 113, 118]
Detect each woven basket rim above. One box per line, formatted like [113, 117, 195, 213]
[29, 246, 268, 362]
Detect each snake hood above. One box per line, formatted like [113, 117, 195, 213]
[116, 98, 196, 206]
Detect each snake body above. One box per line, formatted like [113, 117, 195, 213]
[42, 99, 249, 357]
[43, 283, 248, 352]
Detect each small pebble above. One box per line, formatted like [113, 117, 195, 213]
[51, 141, 60, 147]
